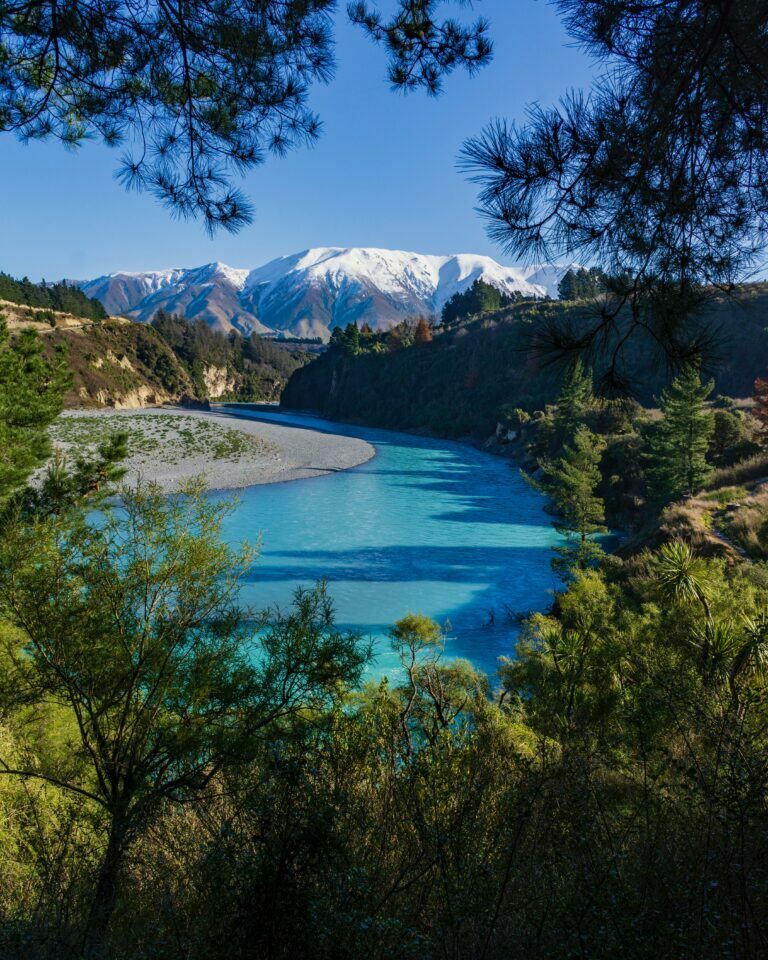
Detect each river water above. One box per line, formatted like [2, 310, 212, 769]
[213, 409, 560, 681]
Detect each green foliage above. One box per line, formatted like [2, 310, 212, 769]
[462, 2, 768, 374]
[710, 408, 758, 466]
[151, 310, 307, 401]
[441, 278, 522, 324]
[0, 2, 490, 230]
[283, 288, 768, 440]
[347, 322, 361, 355]
[0, 273, 107, 320]
[554, 358, 593, 436]
[530, 426, 607, 577]
[556, 267, 607, 300]
[0, 482, 365, 953]
[0, 317, 70, 505]
[647, 364, 715, 505]
[21, 432, 129, 517]
[329, 322, 366, 356]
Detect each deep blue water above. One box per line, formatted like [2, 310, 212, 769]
[213, 409, 561, 682]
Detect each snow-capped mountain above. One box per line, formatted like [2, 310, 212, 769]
[80, 262, 272, 335]
[79, 248, 577, 339]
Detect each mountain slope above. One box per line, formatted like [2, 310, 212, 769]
[79, 248, 575, 339]
[80, 262, 273, 336]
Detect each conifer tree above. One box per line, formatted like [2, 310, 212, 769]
[0, 316, 70, 507]
[529, 426, 607, 578]
[554, 359, 593, 437]
[344, 322, 361, 355]
[0, 1, 491, 230]
[329, 327, 346, 351]
[647, 365, 715, 505]
[414, 317, 433, 344]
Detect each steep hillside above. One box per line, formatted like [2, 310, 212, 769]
[281, 286, 768, 438]
[40, 320, 196, 408]
[78, 248, 576, 338]
[12, 310, 313, 408]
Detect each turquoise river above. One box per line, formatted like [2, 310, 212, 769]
[212, 408, 561, 681]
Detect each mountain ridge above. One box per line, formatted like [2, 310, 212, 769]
[79, 247, 578, 340]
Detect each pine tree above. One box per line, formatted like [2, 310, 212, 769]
[554, 359, 593, 436]
[532, 426, 607, 578]
[557, 269, 579, 300]
[647, 365, 715, 505]
[329, 327, 346, 351]
[0, 315, 70, 507]
[414, 317, 433, 344]
[344, 322, 360, 355]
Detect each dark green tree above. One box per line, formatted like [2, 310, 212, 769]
[529, 426, 607, 578]
[345, 322, 361, 355]
[0, 273, 106, 321]
[556, 267, 606, 301]
[0, 316, 70, 506]
[442, 279, 521, 324]
[554, 359, 593, 437]
[329, 326, 347, 351]
[647, 365, 715, 505]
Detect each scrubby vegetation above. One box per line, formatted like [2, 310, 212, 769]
[22, 310, 314, 409]
[38, 319, 195, 407]
[2, 0, 768, 953]
[6, 280, 768, 960]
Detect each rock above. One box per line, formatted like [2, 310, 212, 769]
[179, 395, 211, 411]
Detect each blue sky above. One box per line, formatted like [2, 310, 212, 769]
[0, 1, 595, 281]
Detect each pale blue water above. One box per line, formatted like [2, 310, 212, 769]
[213, 408, 561, 682]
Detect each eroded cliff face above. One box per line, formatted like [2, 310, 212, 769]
[202, 364, 235, 399]
[34, 318, 195, 409]
[78, 385, 178, 409]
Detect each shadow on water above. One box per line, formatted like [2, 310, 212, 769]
[214, 407, 560, 677]
[243, 543, 553, 585]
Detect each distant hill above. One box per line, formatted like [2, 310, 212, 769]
[77, 248, 578, 339]
[281, 286, 768, 438]
[0, 272, 107, 321]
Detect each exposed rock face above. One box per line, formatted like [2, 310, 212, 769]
[202, 364, 235, 399]
[81, 385, 176, 409]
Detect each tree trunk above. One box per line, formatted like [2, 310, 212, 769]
[82, 813, 129, 959]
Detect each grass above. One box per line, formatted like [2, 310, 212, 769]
[700, 486, 749, 507]
[711, 453, 768, 489]
[51, 413, 278, 468]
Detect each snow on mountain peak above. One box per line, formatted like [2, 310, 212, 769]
[79, 247, 577, 339]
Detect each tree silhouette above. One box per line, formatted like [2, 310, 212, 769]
[461, 1, 768, 385]
[0, 0, 491, 231]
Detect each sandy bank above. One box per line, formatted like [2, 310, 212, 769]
[55, 407, 375, 490]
